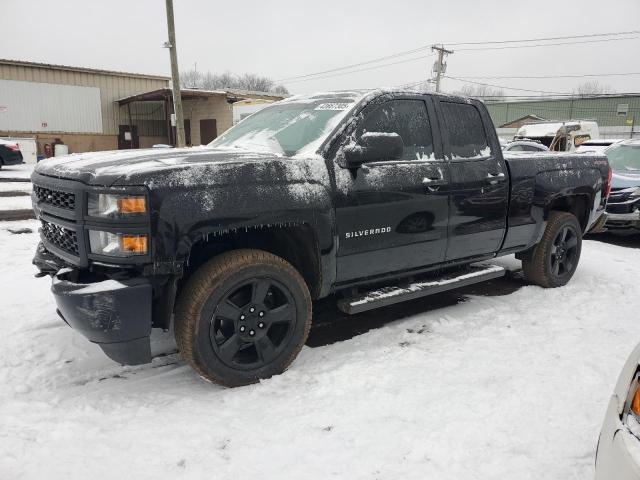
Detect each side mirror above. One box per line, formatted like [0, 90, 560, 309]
[342, 132, 404, 168]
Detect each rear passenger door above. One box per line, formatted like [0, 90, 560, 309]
[436, 100, 509, 260]
[334, 97, 450, 282]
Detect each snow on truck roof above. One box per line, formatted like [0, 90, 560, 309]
[277, 89, 472, 105]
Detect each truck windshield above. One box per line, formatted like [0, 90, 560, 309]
[210, 94, 362, 157]
[606, 144, 640, 171]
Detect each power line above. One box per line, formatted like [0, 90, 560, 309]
[445, 75, 572, 95]
[275, 30, 640, 84]
[279, 53, 435, 85]
[275, 47, 432, 83]
[451, 72, 640, 80]
[447, 29, 640, 46]
[456, 35, 638, 51]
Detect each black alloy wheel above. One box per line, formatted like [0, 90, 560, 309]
[210, 278, 297, 370]
[175, 249, 312, 387]
[548, 224, 579, 279]
[522, 211, 583, 288]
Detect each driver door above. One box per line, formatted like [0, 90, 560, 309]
[333, 97, 450, 283]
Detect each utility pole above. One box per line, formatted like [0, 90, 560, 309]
[431, 44, 454, 93]
[165, 0, 186, 147]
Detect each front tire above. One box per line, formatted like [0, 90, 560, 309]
[175, 249, 312, 387]
[522, 211, 582, 288]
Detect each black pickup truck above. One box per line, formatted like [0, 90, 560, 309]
[32, 90, 611, 386]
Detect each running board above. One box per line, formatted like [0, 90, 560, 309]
[337, 263, 506, 314]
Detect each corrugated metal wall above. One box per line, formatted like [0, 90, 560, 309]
[0, 62, 168, 135]
[485, 96, 640, 129]
[0, 79, 102, 133]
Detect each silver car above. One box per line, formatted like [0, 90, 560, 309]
[596, 342, 640, 479]
[503, 139, 549, 153]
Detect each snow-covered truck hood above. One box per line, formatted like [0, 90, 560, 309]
[32, 147, 303, 187]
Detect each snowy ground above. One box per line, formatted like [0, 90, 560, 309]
[0, 182, 31, 193]
[1, 221, 639, 480]
[0, 163, 34, 180]
[0, 195, 32, 211]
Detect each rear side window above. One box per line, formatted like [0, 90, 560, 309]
[441, 102, 490, 159]
[357, 99, 434, 161]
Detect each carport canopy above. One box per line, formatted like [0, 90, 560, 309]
[116, 87, 285, 105]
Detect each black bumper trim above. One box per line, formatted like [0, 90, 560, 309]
[52, 271, 153, 365]
[98, 337, 152, 366]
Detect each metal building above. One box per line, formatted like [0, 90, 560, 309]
[0, 59, 283, 157]
[485, 94, 640, 140]
[0, 59, 169, 154]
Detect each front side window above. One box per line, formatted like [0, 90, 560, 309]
[356, 99, 434, 161]
[441, 102, 490, 159]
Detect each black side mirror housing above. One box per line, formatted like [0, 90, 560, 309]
[342, 132, 404, 168]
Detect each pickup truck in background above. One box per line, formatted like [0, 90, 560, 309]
[515, 120, 600, 152]
[31, 90, 611, 386]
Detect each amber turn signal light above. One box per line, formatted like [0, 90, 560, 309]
[118, 197, 147, 214]
[631, 387, 640, 417]
[120, 235, 148, 254]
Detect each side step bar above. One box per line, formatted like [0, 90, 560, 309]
[337, 263, 506, 315]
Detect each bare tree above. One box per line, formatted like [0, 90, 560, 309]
[452, 84, 505, 99]
[180, 69, 289, 94]
[573, 81, 615, 96]
[181, 69, 201, 88]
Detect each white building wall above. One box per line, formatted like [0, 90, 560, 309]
[0, 79, 102, 133]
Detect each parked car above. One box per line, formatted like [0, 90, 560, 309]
[503, 139, 549, 153]
[32, 89, 610, 386]
[575, 138, 624, 154]
[0, 139, 24, 169]
[595, 341, 640, 479]
[603, 140, 640, 231]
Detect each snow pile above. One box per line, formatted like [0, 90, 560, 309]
[1, 221, 640, 479]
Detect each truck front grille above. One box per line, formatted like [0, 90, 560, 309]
[41, 220, 79, 255]
[34, 185, 76, 211]
[607, 188, 640, 215]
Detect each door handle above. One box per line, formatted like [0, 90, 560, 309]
[422, 176, 445, 185]
[486, 172, 506, 185]
[422, 176, 445, 193]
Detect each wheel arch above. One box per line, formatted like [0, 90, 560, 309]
[180, 223, 323, 303]
[545, 193, 592, 233]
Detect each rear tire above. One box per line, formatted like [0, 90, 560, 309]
[175, 249, 312, 387]
[522, 211, 582, 288]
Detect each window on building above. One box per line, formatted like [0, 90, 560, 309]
[617, 104, 630, 116]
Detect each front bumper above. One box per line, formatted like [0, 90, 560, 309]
[51, 267, 153, 365]
[595, 396, 640, 480]
[605, 210, 640, 230]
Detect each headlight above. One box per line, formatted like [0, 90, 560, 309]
[88, 193, 147, 218]
[89, 230, 148, 256]
[631, 188, 640, 197]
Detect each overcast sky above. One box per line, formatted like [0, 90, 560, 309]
[3, 0, 640, 96]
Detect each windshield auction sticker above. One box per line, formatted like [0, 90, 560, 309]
[315, 103, 351, 111]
